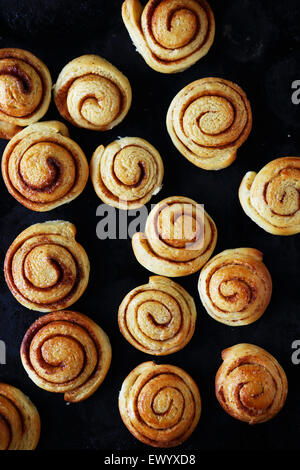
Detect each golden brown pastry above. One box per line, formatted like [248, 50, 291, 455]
[1, 121, 89, 211]
[167, 77, 252, 170]
[53, 55, 132, 131]
[239, 157, 300, 235]
[119, 361, 201, 447]
[132, 196, 217, 276]
[0, 383, 40, 450]
[21, 311, 111, 403]
[198, 248, 272, 326]
[118, 276, 196, 355]
[90, 137, 164, 209]
[0, 48, 52, 139]
[122, 0, 215, 74]
[4, 221, 90, 312]
[215, 344, 288, 424]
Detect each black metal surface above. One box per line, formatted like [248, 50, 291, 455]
[0, 0, 299, 451]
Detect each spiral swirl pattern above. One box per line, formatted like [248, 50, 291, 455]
[20, 311, 111, 402]
[119, 276, 196, 355]
[198, 248, 272, 326]
[0, 383, 40, 450]
[167, 77, 252, 170]
[2, 121, 89, 211]
[0, 48, 52, 139]
[90, 137, 164, 209]
[122, 0, 215, 73]
[54, 55, 132, 131]
[119, 361, 201, 447]
[239, 157, 300, 235]
[4, 221, 90, 312]
[215, 344, 288, 424]
[132, 196, 217, 276]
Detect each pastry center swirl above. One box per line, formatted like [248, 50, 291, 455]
[182, 94, 243, 148]
[139, 377, 184, 428]
[37, 335, 85, 383]
[97, 138, 164, 207]
[225, 364, 276, 414]
[0, 58, 43, 117]
[208, 264, 257, 313]
[151, 4, 199, 49]
[129, 290, 182, 342]
[28, 320, 98, 387]
[133, 373, 194, 435]
[113, 147, 147, 187]
[8, 140, 79, 204]
[156, 202, 205, 249]
[144, 0, 211, 60]
[67, 75, 122, 127]
[264, 167, 300, 216]
[12, 241, 78, 305]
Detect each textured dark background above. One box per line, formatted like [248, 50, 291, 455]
[0, 0, 299, 452]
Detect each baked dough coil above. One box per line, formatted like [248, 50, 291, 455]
[1, 121, 89, 211]
[54, 55, 132, 131]
[0, 383, 40, 450]
[132, 196, 217, 276]
[215, 344, 288, 424]
[198, 248, 272, 326]
[119, 361, 201, 447]
[167, 78, 252, 170]
[239, 157, 300, 235]
[0, 48, 52, 139]
[21, 311, 111, 403]
[118, 276, 196, 355]
[4, 221, 90, 312]
[122, 0, 215, 73]
[90, 137, 164, 209]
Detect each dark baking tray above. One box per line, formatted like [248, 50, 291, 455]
[0, 0, 299, 452]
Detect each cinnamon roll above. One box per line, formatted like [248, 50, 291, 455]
[167, 78, 252, 170]
[198, 248, 272, 326]
[4, 221, 90, 312]
[90, 137, 164, 209]
[119, 361, 201, 447]
[122, 0, 215, 73]
[132, 196, 217, 276]
[1, 121, 89, 211]
[118, 276, 196, 355]
[239, 157, 300, 235]
[0, 383, 40, 450]
[215, 344, 288, 424]
[54, 55, 132, 131]
[21, 311, 112, 403]
[0, 48, 52, 139]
